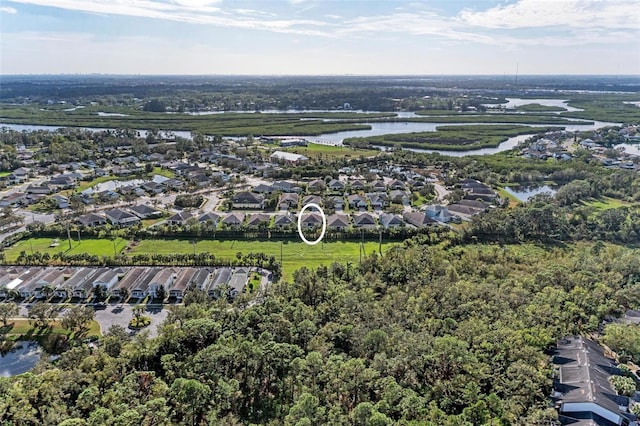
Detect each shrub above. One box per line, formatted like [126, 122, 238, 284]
[129, 316, 151, 329]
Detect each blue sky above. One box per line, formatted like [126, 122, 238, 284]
[1, 0, 639, 75]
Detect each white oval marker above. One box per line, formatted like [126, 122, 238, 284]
[297, 203, 327, 246]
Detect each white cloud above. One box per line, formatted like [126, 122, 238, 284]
[458, 0, 640, 30]
[172, 0, 220, 6]
[1, 6, 18, 13]
[6, 0, 333, 36]
[4, 0, 639, 48]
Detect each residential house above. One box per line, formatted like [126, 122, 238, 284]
[348, 194, 368, 211]
[366, 193, 387, 210]
[167, 211, 193, 226]
[300, 212, 323, 228]
[71, 268, 105, 299]
[330, 196, 345, 211]
[349, 180, 365, 191]
[8, 167, 30, 184]
[52, 195, 69, 209]
[273, 181, 302, 193]
[370, 180, 386, 192]
[388, 179, 406, 190]
[302, 195, 322, 206]
[191, 268, 213, 291]
[32, 268, 68, 299]
[278, 193, 299, 210]
[327, 214, 349, 230]
[26, 184, 52, 195]
[93, 269, 121, 291]
[191, 174, 210, 187]
[0, 192, 27, 208]
[104, 208, 140, 226]
[198, 212, 221, 226]
[379, 213, 404, 229]
[270, 151, 308, 164]
[129, 204, 163, 219]
[130, 268, 160, 299]
[390, 190, 410, 206]
[111, 267, 146, 298]
[227, 268, 248, 300]
[222, 212, 245, 227]
[273, 214, 295, 228]
[307, 179, 326, 193]
[551, 336, 633, 426]
[253, 183, 275, 194]
[353, 213, 377, 228]
[208, 267, 232, 298]
[168, 268, 197, 299]
[425, 205, 454, 223]
[232, 191, 264, 209]
[403, 211, 439, 228]
[16, 269, 48, 299]
[246, 213, 270, 227]
[328, 179, 346, 192]
[148, 268, 176, 299]
[4, 268, 42, 299]
[142, 181, 164, 194]
[164, 178, 185, 191]
[77, 213, 107, 227]
[47, 175, 76, 190]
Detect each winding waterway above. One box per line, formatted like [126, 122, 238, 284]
[0, 101, 621, 157]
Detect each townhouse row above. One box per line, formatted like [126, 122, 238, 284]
[0, 266, 252, 302]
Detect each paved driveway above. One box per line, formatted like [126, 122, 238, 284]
[94, 303, 169, 337]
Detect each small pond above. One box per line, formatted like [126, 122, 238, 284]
[503, 185, 557, 202]
[0, 341, 43, 377]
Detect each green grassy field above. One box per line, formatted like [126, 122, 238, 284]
[3, 237, 128, 261]
[130, 239, 397, 278]
[1, 319, 102, 339]
[581, 197, 635, 210]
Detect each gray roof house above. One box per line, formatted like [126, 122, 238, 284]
[77, 213, 107, 227]
[278, 193, 299, 210]
[552, 336, 633, 426]
[104, 208, 140, 226]
[222, 212, 245, 227]
[328, 179, 346, 191]
[425, 205, 454, 223]
[403, 211, 439, 228]
[353, 213, 377, 228]
[111, 267, 146, 298]
[167, 211, 193, 225]
[273, 214, 295, 228]
[327, 214, 349, 230]
[198, 212, 221, 225]
[379, 213, 404, 229]
[169, 268, 197, 299]
[246, 213, 271, 227]
[232, 191, 264, 209]
[300, 212, 323, 228]
[129, 204, 163, 219]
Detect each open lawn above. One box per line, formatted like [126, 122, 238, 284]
[284, 143, 380, 159]
[581, 197, 635, 211]
[496, 187, 521, 208]
[1, 319, 102, 339]
[3, 237, 128, 262]
[129, 239, 398, 278]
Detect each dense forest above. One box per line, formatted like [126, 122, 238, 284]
[1, 241, 638, 425]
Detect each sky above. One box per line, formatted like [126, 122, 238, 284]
[1, 0, 639, 75]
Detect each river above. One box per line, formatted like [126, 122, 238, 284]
[0, 112, 620, 157]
